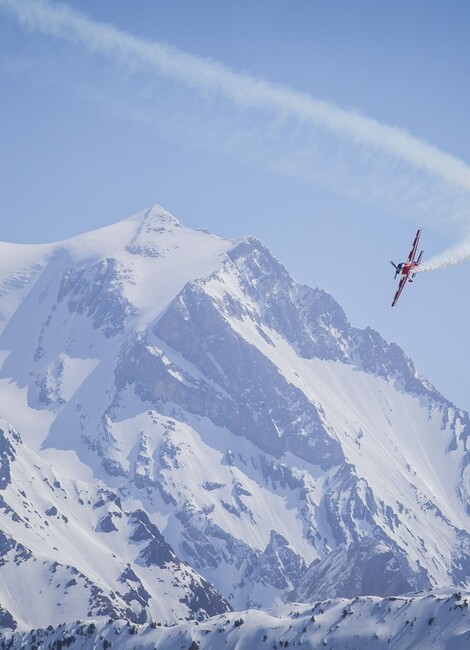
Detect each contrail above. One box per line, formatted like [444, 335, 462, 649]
[3, 0, 470, 198]
[3, 0, 470, 270]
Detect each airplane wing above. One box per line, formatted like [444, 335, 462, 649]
[392, 275, 408, 307]
[406, 229, 422, 263]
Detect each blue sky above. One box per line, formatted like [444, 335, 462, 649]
[1, 0, 470, 408]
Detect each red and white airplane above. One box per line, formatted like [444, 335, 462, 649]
[390, 229, 424, 307]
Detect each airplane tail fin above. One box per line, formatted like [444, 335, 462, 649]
[411, 251, 424, 280]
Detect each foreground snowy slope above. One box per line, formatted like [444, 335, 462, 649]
[0, 204, 469, 630]
[4, 590, 470, 649]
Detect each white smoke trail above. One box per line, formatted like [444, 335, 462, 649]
[2, 0, 470, 197]
[417, 239, 470, 273]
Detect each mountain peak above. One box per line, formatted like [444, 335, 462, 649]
[140, 204, 182, 228]
[126, 205, 183, 257]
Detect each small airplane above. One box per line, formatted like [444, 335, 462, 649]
[390, 229, 424, 307]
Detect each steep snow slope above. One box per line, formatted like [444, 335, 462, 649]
[0, 204, 469, 627]
[0, 206, 231, 470]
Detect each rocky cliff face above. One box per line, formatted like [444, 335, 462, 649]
[0, 421, 231, 630]
[0, 204, 469, 630]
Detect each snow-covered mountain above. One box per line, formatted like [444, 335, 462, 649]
[0, 204, 469, 633]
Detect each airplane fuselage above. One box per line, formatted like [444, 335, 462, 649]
[397, 261, 418, 277]
[390, 229, 424, 306]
